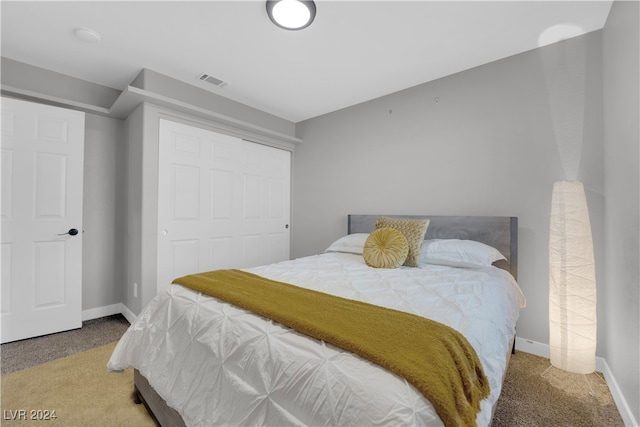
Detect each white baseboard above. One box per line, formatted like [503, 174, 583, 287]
[515, 337, 638, 427]
[82, 303, 123, 321]
[598, 358, 639, 427]
[514, 337, 550, 359]
[118, 303, 138, 324]
[82, 303, 138, 324]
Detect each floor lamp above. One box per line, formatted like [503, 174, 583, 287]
[549, 180, 597, 374]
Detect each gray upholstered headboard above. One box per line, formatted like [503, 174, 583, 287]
[348, 215, 518, 280]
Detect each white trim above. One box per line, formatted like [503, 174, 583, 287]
[82, 303, 123, 321]
[515, 337, 638, 427]
[598, 359, 639, 427]
[514, 337, 550, 359]
[119, 304, 138, 325]
[82, 303, 138, 324]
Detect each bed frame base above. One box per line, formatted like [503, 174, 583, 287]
[134, 369, 186, 427]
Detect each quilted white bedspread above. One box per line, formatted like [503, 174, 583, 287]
[108, 252, 525, 427]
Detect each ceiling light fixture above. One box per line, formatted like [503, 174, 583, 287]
[266, 0, 316, 31]
[74, 27, 101, 43]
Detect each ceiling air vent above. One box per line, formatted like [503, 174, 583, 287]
[197, 73, 228, 88]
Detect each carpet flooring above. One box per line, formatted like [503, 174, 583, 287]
[1, 315, 130, 375]
[0, 315, 626, 426]
[493, 351, 624, 427]
[1, 342, 155, 427]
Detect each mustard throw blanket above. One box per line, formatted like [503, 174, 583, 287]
[173, 269, 490, 427]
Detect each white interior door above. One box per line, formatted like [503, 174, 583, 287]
[157, 119, 290, 295]
[1, 97, 84, 343]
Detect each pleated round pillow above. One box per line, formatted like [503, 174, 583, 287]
[363, 227, 409, 268]
[375, 216, 430, 267]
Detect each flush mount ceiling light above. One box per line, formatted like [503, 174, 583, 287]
[74, 27, 101, 43]
[266, 0, 316, 30]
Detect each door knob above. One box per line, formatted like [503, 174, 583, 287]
[58, 228, 79, 236]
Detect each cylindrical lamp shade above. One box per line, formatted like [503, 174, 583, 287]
[549, 180, 597, 374]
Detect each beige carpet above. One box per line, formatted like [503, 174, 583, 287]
[1, 342, 154, 427]
[493, 350, 624, 427]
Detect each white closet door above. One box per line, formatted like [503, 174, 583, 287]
[157, 119, 290, 295]
[1, 97, 84, 343]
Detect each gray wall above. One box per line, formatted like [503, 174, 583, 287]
[603, 0, 640, 422]
[82, 114, 126, 311]
[123, 105, 144, 315]
[293, 31, 605, 353]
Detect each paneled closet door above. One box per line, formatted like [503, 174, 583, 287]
[157, 119, 291, 295]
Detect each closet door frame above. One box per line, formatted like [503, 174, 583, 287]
[125, 104, 296, 313]
[157, 119, 291, 295]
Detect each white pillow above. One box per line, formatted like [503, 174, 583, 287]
[325, 233, 370, 255]
[420, 239, 506, 268]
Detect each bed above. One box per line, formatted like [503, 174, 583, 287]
[108, 215, 525, 427]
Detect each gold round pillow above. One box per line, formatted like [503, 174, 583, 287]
[363, 227, 409, 268]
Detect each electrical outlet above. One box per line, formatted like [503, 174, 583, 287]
[134, 282, 138, 298]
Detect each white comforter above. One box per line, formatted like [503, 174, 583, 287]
[108, 252, 525, 427]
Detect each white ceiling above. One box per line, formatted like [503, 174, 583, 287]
[1, 1, 612, 123]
